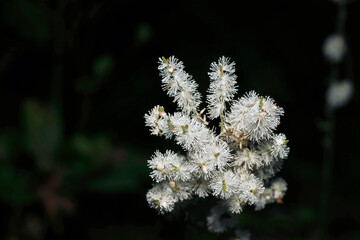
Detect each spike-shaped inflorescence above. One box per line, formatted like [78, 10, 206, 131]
[145, 56, 290, 235]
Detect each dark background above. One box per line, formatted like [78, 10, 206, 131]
[0, 0, 359, 239]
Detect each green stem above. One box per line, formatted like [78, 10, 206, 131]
[320, 2, 347, 239]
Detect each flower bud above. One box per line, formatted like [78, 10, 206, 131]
[159, 111, 166, 118]
[201, 165, 208, 174]
[169, 181, 176, 188]
[157, 164, 165, 171]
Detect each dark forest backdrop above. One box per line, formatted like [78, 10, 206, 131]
[0, 0, 359, 239]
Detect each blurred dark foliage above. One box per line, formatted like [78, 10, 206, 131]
[0, 0, 360, 239]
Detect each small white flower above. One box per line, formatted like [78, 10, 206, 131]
[271, 178, 287, 199]
[168, 156, 194, 182]
[146, 184, 177, 214]
[223, 195, 244, 214]
[144, 105, 169, 136]
[271, 133, 290, 159]
[170, 112, 213, 152]
[170, 181, 193, 201]
[237, 171, 264, 205]
[254, 188, 274, 211]
[209, 170, 240, 199]
[158, 56, 183, 72]
[192, 179, 210, 198]
[232, 147, 262, 170]
[205, 138, 232, 171]
[227, 91, 284, 142]
[147, 150, 172, 182]
[326, 79, 353, 108]
[207, 206, 236, 233]
[188, 152, 216, 180]
[323, 34, 347, 63]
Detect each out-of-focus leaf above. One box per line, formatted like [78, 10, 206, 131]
[93, 54, 114, 78]
[70, 134, 112, 162]
[0, 51, 16, 74]
[1, 0, 50, 43]
[63, 134, 113, 192]
[37, 173, 75, 219]
[89, 224, 161, 240]
[296, 206, 316, 223]
[88, 148, 148, 192]
[88, 2, 103, 19]
[75, 55, 114, 93]
[22, 99, 62, 171]
[0, 132, 16, 162]
[134, 22, 153, 46]
[0, 167, 36, 205]
[75, 75, 97, 93]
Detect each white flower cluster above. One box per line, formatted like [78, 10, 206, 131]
[145, 56, 290, 234]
